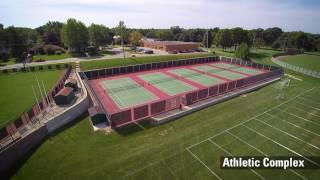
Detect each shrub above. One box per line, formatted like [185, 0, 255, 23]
[35, 59, 45, 62]
[43, 45, 64, 55]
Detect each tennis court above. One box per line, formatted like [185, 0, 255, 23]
[100, 77, 158, 109]
[212, 62, 264, 75]
[138, 72, 196, 96]
[87, 58, 276, 127]
[192, 65, 247, 80]
[168, 68, 226, 86]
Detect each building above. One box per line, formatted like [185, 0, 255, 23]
[88, 106, 107, 125]
[142, 39, 199, 53]
[54, 87, 75, 105]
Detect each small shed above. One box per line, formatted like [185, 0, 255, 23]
[54, 87, 75, 105]
[65, 78, 78, 91]
[88, 106, 107, 125]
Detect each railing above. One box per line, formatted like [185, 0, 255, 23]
[0, 66, 72, 151]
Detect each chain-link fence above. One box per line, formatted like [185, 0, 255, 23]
[272, 57, 320, 79]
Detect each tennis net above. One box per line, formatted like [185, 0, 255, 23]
[106, 81, 145, 93]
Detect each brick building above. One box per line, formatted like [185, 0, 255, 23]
[142, 39, 199, 53]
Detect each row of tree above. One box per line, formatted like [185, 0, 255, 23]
[1, 18, 320, 62]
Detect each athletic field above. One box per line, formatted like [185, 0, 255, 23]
[12, 76, 320, 180]
[11, 50, 320, 180]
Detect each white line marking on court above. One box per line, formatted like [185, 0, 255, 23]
[102, 81, 126, 107]
[290, 106, 320, 118]
[162, 160, 178, 179]
[298, 96, 320, 106]
[120, 151, 183, 179]
[283, 111, 320, 126]
[208, 139, 266, 180]
[294, 100, 320, 111]
[255, 118, 320, 151]
[265, 112, 320, 137]
[226, 131, 267, 155]
[187, 88, 315, 150]
[226, 131, 307, 180]
[243, 124, 320, 167]
[186, 148, 222, 180]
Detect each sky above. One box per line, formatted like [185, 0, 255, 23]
[1, 0, 320, 33]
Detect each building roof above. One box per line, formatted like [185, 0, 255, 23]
[56, 87, 74, 97]
[142, 39, 199, 46]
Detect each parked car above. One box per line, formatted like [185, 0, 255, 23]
[136, 48, 144, 52]
[144, 50, 154, 54]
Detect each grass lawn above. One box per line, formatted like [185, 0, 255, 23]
[80, 53, 211, 70]
[0, 70, 63, 128]
[279, 53, 320, 72]
[10, 49, 320, 179]
[211, 47, 281, 65]
[33, 53, 72, 61]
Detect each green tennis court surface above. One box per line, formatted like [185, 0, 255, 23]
[212, 63, 263, 75]
[192, 65, 246, 80]
[169, 68, 225, 86]
[139, 72, 196, 96]
[100, 77, 158, 109]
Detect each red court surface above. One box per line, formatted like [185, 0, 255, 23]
[89, 62, 267, 115]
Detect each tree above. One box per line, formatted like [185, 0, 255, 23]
[235, 43, 250, 60]
[263, 27, 283, 46]
[202, 30, 213, 48]
[231, 27, 249, 50]
[189, 29, 205, 42]
[214, 29, 233, 51]
[129, 31, 143, 46]
[88, 23, 111, 47]
[116, 20, 127, 59]
[254, 38, 265, 49]
[156, 29, 174, 41]
[36, 21, 63, 45]
[5, 26, 28, 62]
[61, 18, 89, 54]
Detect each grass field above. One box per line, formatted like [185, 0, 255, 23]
[80, 53, 211, 70]
[9, 49, 320, 179]
[280, 54, 320, 72]
[0, 70, 63, 128]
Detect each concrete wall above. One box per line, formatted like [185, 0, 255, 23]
[46, 96, 90, 133]
[0, 126, 48, 174]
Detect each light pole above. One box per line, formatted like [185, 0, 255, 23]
[113, 35, 125, 60]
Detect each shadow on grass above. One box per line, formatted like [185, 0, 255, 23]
[304, 52, 320, 56]
[250, 52, 270, 61]
[114, 119, 153, 136]
[2, 113, 89, 180]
